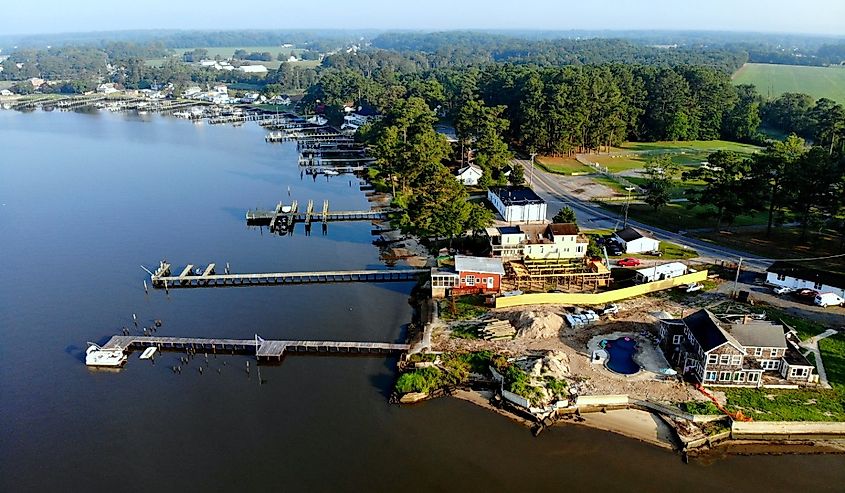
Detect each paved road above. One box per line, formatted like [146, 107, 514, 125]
[516, 159, 772, 272]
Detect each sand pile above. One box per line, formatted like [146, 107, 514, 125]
[513, 311, 564, 339]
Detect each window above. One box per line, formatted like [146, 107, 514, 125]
[720, 354, 730, 365]
[465, 275, 475, 287]
[813, 281, 823, 290]
[754, 347, 763, 357]
[707, 354, 718, 364]
[672, 335, 683, 345]
[705, 372, 717, 381]
[791, 367, 809, 378]
[761, 360, 780, 370]
[770, 349, 778, 358]
[747, 373, 760, 382]
[719, 371, 732, 381]
[731, 355, 742, 366]
[776, 274, 786, 281]
[734, 372, 745, 382]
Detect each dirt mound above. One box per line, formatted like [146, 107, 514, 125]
[512, 311, 564, 339]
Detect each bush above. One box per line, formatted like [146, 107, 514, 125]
[680, 400, 721, 415]
[395, 367, 443, 394]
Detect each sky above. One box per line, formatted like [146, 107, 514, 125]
[1, 0, 843, 36]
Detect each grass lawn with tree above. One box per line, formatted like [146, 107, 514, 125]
[732, 63, 845, 105]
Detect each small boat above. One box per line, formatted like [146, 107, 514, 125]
[85, 343, 127, 367]
[139, 347, 157, 360]
[281, 205, 293, 213]
[324, 169, 340, 176]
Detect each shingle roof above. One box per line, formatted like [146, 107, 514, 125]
[727, 322, 787, 349]
[549, 223, 579, 236]
[615, 227, 649, 242]
[767, 261, 845, 290]
[683, 309, 742, 352]
[454, 255, 505, 275]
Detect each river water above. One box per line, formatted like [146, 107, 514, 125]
[1, 110, 843, 492]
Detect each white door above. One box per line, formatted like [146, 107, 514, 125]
[487, 277, 494, 289]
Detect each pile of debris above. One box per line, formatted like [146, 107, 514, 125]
[478, 319, 517, 341]
[512, 311, 564, 339]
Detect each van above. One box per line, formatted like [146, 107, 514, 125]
[814, 293, 845, 308]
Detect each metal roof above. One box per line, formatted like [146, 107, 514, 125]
[767, 261, 845, 290]
[454, 255, 505, 275]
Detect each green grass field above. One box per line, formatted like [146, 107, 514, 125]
[590, 140, 761, 173]
[536, 156, 592, 175]
[600, 202, 769, 232]
[733, 63, 845, 105]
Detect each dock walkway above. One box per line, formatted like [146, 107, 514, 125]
[102, 335, 409, 362]
[150, 262, 426, 289]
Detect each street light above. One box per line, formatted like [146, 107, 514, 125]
[623, 186, 635, 229]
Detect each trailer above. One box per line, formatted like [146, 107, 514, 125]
[634, 262, 688, 284]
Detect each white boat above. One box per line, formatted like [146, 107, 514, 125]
[281, 205, 293, 213]
[323, 169, 340, 176]
[85, 343, 128, 367]
[139, 347, 157, 360]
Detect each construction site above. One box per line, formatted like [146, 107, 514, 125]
[503, 257, 612, 292]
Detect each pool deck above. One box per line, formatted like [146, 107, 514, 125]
[587, 331, 672, 380]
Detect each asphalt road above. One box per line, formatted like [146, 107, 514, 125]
[515, 159, 773, 272]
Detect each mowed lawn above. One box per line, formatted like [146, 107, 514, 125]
[589, 140, 761, 173]
[733, 63, 845, 105]
[536, 156, 591, 174]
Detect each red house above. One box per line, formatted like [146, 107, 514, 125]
[431, 255, 505, 297]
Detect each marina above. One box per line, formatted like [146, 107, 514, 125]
[245, 199, 395, 234]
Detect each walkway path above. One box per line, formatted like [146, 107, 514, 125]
[799, 329, 839, 389]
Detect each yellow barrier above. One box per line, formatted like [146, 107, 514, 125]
[495, 270, 708, 308]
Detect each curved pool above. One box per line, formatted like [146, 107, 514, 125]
[604, 337, 640, 375]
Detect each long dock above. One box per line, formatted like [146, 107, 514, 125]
[150, 262, 427, 289]
[101, 334, 409, 362]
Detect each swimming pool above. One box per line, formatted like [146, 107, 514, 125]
[604, 337, 640, 375]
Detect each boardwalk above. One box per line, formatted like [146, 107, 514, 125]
[150, 262, 427, 289]
[102, 334, 409, 362]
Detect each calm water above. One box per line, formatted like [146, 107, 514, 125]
[1, 110, 844, 492]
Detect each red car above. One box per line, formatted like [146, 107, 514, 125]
[617, 258, 641, 267]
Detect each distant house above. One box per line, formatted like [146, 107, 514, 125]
[487, 186, 547, 223]
[766, 261, 845, 298]
[238, 64, 268, 74]
[487, 223, 588, 260]
[659, 309, 816, 387]
[634, 262, 687, 283]
[455, 164, 483, 186]
[430, 256, 505, 298]
[614, 227, 660, 254]
[96, 83, 119, 94]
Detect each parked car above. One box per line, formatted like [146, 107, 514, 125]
[683, 283, 704, 293]
[815, 293, 845, 308]
[646, 250, 664, 257]
[617, 258, 641, 267]
[773, 286, 795, 295]
[795, 288, 819, 299]
[599, 304, 619, 315]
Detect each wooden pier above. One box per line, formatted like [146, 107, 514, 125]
[245, 200, 395, 233]
[101, 334, 409, 362]
[150, 262, 426, 289]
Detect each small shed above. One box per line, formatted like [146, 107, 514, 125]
[614, 227, 660, 254]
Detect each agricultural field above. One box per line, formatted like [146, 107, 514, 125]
[732, 63, 845, 105]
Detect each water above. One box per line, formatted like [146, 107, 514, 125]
[605, 337, 641, 375]
[2, 110, 844, 492]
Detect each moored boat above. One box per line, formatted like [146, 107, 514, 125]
[85, 343, 127, 367]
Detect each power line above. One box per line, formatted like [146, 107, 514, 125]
[738, 252, 845, 263]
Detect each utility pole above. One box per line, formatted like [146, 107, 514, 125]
[622, 186, 635, 229]
[529, 153, 537, 187]
[733, 257, 743, 298]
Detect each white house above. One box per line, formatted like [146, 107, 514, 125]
[238, 64, 268, 74]
[487, 186, 547, 223]
[614, 227, 660, 254]
[634, 262, 687, 283]
[766, 261, 845, 298]
[455, 164, 483, 186]
[486, 223, 587, 260]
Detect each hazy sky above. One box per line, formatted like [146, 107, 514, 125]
[2, 0, 843, 36]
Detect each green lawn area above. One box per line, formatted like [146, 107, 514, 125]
[724, 387, 845, 421]
[536, 156, 591, 175]
[760, 307, 830, 340]
[696, 227, 845, 275]
[819, 335, 845, 387]
[600, 202, 769, 232]
[590, 140, 761, 174]
[438, 295, 489, 321]
[733, 63, 845, 105]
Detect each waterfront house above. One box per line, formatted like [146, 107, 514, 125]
[766, 261, 845, 298]
[487, 186, 547, 223]
[614, 227, 660, 254]
[487, 223, 588, 260]
[659, 309, 816, 387]
[430, 256, 504, 298]
[455, 164, 483, 186]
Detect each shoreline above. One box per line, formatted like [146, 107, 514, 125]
[448, 389, 845, 458]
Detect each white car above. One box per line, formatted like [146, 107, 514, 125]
[773, 286, 794, 295]
[683, 283, 703, 293]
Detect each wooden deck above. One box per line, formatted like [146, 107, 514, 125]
[101, 334, 409, 361]
[150, 262, 426, 289]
